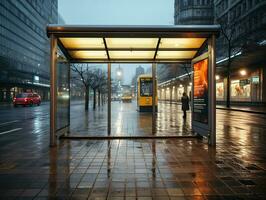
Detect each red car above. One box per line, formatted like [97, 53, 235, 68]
[13, 93, 41, 107]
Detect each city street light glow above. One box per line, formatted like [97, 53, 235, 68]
[117, 71, 122, 77]
[215, 75, 220, 80]
[240, 70, 247, 76]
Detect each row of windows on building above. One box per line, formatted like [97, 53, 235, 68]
[0, 54, 49, 83]
[25, 0, 57, 20]
[215, 0, 265, 18]
[179, 8, 213, 18]
[0, 2, 49, 44]
[216, 8, 265, 48]
[0, 24, 46, 61]
[0, 5, 47, 52]
[0, 34, 46, 71]
[181, 0, 211, 7]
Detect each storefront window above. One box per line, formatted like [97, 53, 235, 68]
[231, 79, 251, 99]
[216, 82, 224, 99]
[165, 88, 170, 100]
[187, 86, 191, 99]
[177, 87, 184, 101]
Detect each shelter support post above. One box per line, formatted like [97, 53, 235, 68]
[209, 35, 216, 146]
[50, 35, 57, 147]
[68, 62, 70, 135]
[152, 63, 156, 135]
[108, 63, 111, 135]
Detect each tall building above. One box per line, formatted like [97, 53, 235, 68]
[214, 0, 266, 104]
[135, 66, 144, 78]
[174, 0, 214, 25]
[0, 0, 58, 102]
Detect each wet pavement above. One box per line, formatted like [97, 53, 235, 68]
[71, 100, 193, 136]
[0, 101, 266, 199]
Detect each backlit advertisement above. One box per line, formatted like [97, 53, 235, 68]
[193, 58, 208, 124]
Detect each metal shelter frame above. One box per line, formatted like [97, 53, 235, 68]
[47, 25, 220, 147]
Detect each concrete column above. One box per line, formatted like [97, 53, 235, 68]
[262, 67, 266, 104]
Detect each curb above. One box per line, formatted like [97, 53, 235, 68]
[216, 107, 266, 115]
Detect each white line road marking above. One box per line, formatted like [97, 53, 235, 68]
[0, 128, 22, 135]
[0, 120, 20, 126]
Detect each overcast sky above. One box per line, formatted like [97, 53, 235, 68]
[58, 0, 174, 25]
[58, 0, 174, 84]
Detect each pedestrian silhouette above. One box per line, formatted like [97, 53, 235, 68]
[181, 92, 189, 118]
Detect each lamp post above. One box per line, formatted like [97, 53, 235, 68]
[116, 65, 122, 97]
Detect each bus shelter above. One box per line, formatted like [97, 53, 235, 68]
[47, 25, 220, 147]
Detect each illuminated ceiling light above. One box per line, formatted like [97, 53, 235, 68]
[109, 51, 154, 59]
[189, 82, 192, 86]
[179, 84, 183, 87]
[69, 51, 107, 59]
[215, 75, 220, 80]
[60, 38, 105, 49]
[156, 51, 197, 59]
[159, 38, 206, 49]
[106, 38, 158, 49]
[240, 70, 247, 76]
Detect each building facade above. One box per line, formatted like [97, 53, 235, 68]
[172, 0, 266, 105]
[174, 0, 214, 25]
[214, 0, 266, 105]
[0, 0, 58, 102]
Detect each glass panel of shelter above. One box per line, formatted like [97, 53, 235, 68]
[55, 36, 213, 139]
[56, 51, 70, 135]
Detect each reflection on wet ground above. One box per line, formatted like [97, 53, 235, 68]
[71, 101, 193, 136]
[0, 101, 266, 199]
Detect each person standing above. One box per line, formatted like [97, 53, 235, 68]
[181, 92, 189, 118]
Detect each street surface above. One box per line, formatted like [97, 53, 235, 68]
[0, 101, 266, 199]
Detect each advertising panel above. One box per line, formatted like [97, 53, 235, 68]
[193, 58, 208, 124]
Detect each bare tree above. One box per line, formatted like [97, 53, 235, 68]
[90, 69, 107, 110]
[71, 63, 94, 110]
[71, 64, 108, 110]
[216, 14, 236, 108]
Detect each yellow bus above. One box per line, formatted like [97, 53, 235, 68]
[121, 85, 132, 103]
[137, 74, 158, 112]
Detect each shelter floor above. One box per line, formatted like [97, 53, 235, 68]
[70, 101, 193, 137]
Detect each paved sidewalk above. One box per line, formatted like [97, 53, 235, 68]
[0, 102, 266, 199]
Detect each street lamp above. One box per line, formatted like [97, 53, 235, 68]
[117, 70, 122, 77]
[240, 69, 247, 76]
